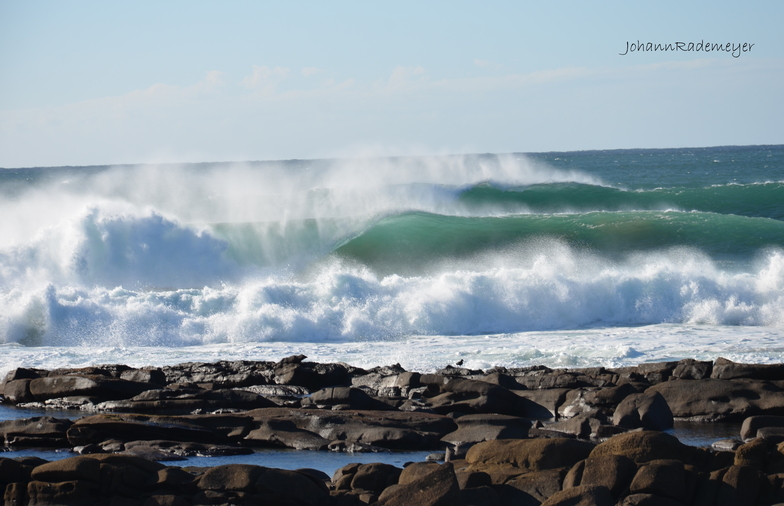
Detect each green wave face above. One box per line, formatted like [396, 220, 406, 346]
[334, 210, 784, 275]
[458, 182, 784, 220]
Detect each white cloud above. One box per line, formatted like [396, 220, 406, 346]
[240, 65, 290, 91]
[301, 67, 321, 77]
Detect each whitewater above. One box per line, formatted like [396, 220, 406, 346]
[1, 146, 783, 377]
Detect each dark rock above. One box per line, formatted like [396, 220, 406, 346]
[480, 372, 528, 390]
[539, 484, 614, 506]
[756, 426, 784, 444]
[397, 461, 439, 484]
[120, 368, 166, 385]
[0, 416, 72, 447]
[629, 459, 688, 503]
[717, 464, 763, 506]
[506, 468, 566, 503]
[441, 413, 530, 446]
[546, 412, 607, 439]
[740, 414, 784, 440]
[254, 467, 331, 506]
[66, 413, 251, 446]
[122, 440, 253, 460]
[350, 463, 401, 494]
[459, 485, 501, 506]
[712, 357, 784, 380]
[465, 438, 595, 473]
[583, 383, 640, 408]
[613, 391, 673, 431]
[672, 359, 713, 380]
[246, 407, 456, 451]
[162, 360, 275, 388]
[3, 379, 35, 403]
[455, 470, 492, 489]
[274, 360, 352, 390]
[619, 493, 686, 505]
[0, 458, 26, 484]
[31, 456, 102, 484]
[590, 431, 696, 465]
[26, 480, 98, 505]
[198, 463, 259, 491]
[733, 438, 768, 470]
[564, 454, 637, 500]
[29, 375, 153, 402]
[302, 386, 397, 410]
[647, 378, 784, 421]
[376, 462, 460, 506]
[244, 419, 330, 450]
[512, 388, 570, 419]
[96, 387, 277, 414]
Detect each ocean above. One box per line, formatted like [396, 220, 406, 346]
[1, 145, 783, 378]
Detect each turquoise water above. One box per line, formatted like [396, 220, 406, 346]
[0, 146, 781, 362]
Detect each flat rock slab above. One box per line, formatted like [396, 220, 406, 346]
[647, 378, 784, 421]
[245, 407, 457, 451]
[66, 413, 253, 447]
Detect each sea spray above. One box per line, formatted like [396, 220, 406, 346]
[0, 147, 782, 365]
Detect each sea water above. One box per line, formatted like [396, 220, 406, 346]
[1, 145, 782, 375]
[2, 146, 781, 470]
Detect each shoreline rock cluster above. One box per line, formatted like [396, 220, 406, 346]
[3, 356, 784, 504]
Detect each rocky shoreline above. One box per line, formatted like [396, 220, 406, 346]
[3, 356, 784, 505]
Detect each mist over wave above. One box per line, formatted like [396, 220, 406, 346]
[1, 148, 783, 348]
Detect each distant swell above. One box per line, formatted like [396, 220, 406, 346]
[458, 182, 784, 220]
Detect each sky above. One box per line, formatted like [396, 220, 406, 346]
[0, 1, 782, 168]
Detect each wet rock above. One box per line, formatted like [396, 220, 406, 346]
[95, 386, 277, 414]
[613, 391, 673, 431]
[66, 413, 252, 447]
[122, 440, 253, 460]
[244, 419, 330, 450]
[0, 416, 73, 447]
[29, 375, 154, 403]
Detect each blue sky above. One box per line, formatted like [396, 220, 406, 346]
[1, 1, 782, 167]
